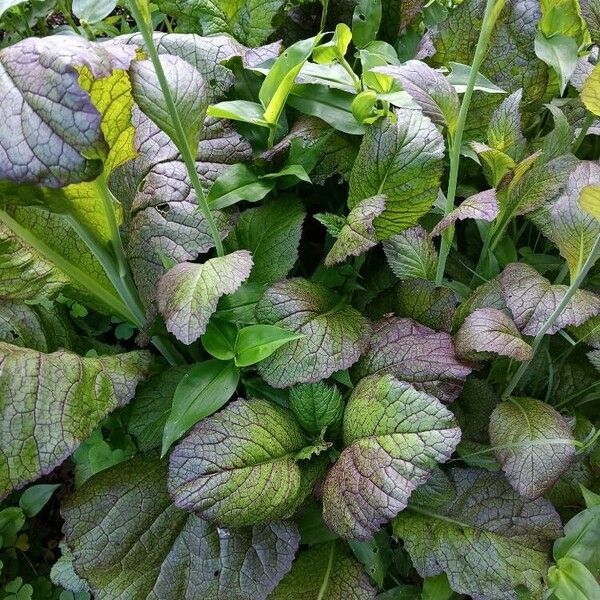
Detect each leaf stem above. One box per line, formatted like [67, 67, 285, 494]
[320, 0, 329, 31]
[127, 0, 224, 257]
[435, 0, 506, 285]
[502, 233, 600, 399]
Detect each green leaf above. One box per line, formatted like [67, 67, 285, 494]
[0, 343, 150, 498]
[62, 454, 299, 599]
[270, 541, 377, 599]
[215, 282, 266, 324]
[446, 62, 507, 94]
[554, 505, 600, 575]
[0, 0, 26, 17]
[581, 485, 600, 508]
[382, 225, 438, 281]
[207, 99, 269, 127]
[394, 468, 563, 600]
[234, 324, 304, 367]
[224, 198, 306, 285]
[352, 0, 382, 48]
[201, 319, 237, 360]
[18, 484, 60, 518]
[534, 32, 578, 95]
[486, 90, 526, 159]
[322, 374, 460, 540]
[72, 0, 117, 23]
[168, 398, 325, 527]
[548, 558, 600, 600]
[489, 397, 577, 499]
[325, 196, 386, 267]
[314, 23, 353, 63]
[255, 279, 371, 388]
[348, 110, 445, 238]
[161, 359, 240, 456]
[157, 251, 253, 344]
[0, 507, 25, 548]
[579, 184, 600, 221]
[289, 381, 344, 438]
[421, 573, 454, 600]
[349, 532, 391, 588]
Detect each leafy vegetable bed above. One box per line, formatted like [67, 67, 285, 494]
[0, 0, 600, 598]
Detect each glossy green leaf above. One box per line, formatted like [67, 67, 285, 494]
[289, 381, 344, 438]
[234, 324, 304, 367]
[314, 23, 352, 63]
[554, 505, 600, 575]
[72, 0, 117, 23]
[207, 99, 269, 126]
[534, 32, 578, 94]
[201, 319, 237, 360]
[352, 0, 382, 48]
[547, 558, 600, 600]
[18, 484, 60, 518]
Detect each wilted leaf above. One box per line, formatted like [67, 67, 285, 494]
[499, 262, 600, 336]
[255, 279, 371, 388]
[354, 317, 472, 403]
[489, 397, 577, 499]
[62, 454, 299, 599]
[454, 308, 533, 362]
[383, 225, 438, 280]
[394, 468, 563, 600]
[322, 374, 460, 540]
[348, 110, 445, 237]
[0, 343, 150, 498]
[158, 251, 253, 344]
[325, 196, 385, 266]
[431, 190, 498, 237]
[168, 398, 324, 527]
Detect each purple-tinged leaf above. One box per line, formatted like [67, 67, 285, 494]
[255, 279, 371, 388]
[454, 307, 533, 362]
[383, 225, 438, 281]
[431, 189, 498, 237]
[499, 262, 600, 336]
[322, 374, 461, 540]
[580, 0, 600, 43]
[158, 250, 253, 345]
[486, 90, 526, 159]
[589, 349, 600, 372]
[453, 277, 508, 330]
[489, 397, 577, 499]
[353, 317, 472, 403]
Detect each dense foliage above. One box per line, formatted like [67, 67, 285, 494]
[0, 0, 600, 598]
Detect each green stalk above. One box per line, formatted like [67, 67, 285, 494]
[435, 0, 506, 285]
[502, 234, 600, 399]
[127, 0, 224, 257]
[320, 0, 329, 30]
[0, 209, 135, 324]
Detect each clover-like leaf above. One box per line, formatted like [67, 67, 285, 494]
[431, 190, 498, 237]
[289, 381, 344, 438]
[168, 398, 325, 528]
[322, 374, 461, 541]
[499, 262, 600, 336]
[0, 343, 150, 498]
[373, 61, 459, 133]
[325, 195, 385, 266]
[353, 317, 472, 403]
[62, 454, 299, 600]
[489, 397, 577, 500]
[255, 279, 371, 388]
[348, 109, 445, 237]
[158, 251, 253, 345]
[383, 225, 438, 281]
[270, 541, 376, 600]
[394, 468, 563, 600]
[454, 308, 533, 362]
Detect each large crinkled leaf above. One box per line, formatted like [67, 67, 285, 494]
[580, 0, 600, 43]
[0, 343, 150, 498]
[530, 161, 600, 278]
[325, 196, 385, 267]
[394, 468, 563, 600]
[269, 541, 376, 600]
[254, 279, 371, 388]
[431, 190, 498, 237]
[348, 109, 445, 238]
[454, 308, 533, 362]
[373, 61, 459, 133]
[224, 199, 305, 285]
[158, 251, 253, 344]
[383, 225, 438, 281]
[499, 262, 600, 336]
[62, 454, 299, 600]
[322, 374, 461, 541]
[168, 398, 324, 528]
[0, 36, 135, 187]
[353, 317, 472, 403]
[0, 221, 67, 301]
[489, 397, 577, 500]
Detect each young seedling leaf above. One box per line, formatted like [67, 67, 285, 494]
[383, 225, 438, 281]
[289, 381, 344, 438]
[234, 324, 304, 367]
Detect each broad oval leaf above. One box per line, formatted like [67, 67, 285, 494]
[269, 541, 376, 600]
[394, 468, 563, 600]
[255, 279, 372, 388]
[383, 225, 438, 281]
[0, 343, 150, 498]
[322, 374, 461, 540]
[62, 454, 299, 600]
[454, 307, 533, 362]
[499, 262, 600, 336]
[158, 250, 253, 344]
[489, 397, 577, 499]
[348, 109, 445, 238]
[353, 317, 472, 403]
[168, 398, 324, 528]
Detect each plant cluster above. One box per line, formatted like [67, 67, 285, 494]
[0, 0, 600, 599]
